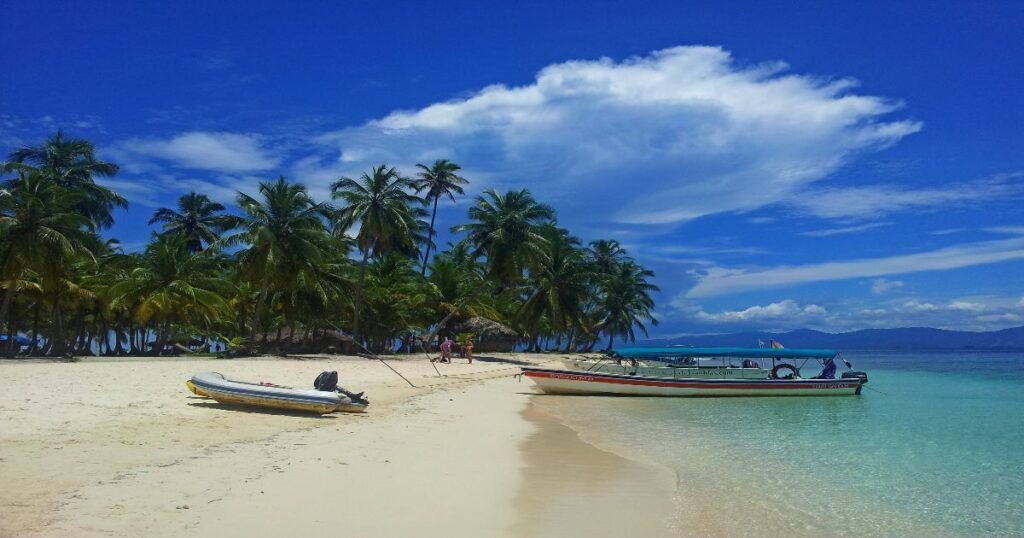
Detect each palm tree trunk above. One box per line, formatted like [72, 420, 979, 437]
[420, 196, 440, 276]
[0, 286, 15, 338]
[51, 294, 66, 356]
[605, 332, 614, 351]
[30, 301, 40, 355]
[4, 299, 16, 357]
[248, 288, 268, 354]
[352, 249, 370, 345]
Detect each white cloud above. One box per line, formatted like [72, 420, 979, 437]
[871, 278, 904, 295]
[691, 299, 828, 325]
[315, 46, 920, 226]
[672, 295, 1024, 333]
[687, 236, 1024, 298]
[848, 297, 1022, 331]
[114, 132, 281, 173]
[791, 173, 1024, 220]
[901, 299, 984, 313]
[803, 222, 890, 237]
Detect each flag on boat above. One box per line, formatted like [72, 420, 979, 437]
[758, 339, 765, 348]
[770, 339, 785, 349]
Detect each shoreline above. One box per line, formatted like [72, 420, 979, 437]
[512, 399, 678, 537]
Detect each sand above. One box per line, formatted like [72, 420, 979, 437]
[0, 352, 677, 538]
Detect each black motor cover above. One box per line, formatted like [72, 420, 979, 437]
[842, 371, 869, 384]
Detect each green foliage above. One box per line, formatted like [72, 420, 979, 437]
[0, 134, 659, 357]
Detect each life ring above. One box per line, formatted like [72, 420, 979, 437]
[771, 363, 800, 379]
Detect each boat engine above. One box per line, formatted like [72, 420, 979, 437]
[841, 371, 868, 384]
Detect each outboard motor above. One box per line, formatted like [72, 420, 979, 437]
[841, 371, 868, 384]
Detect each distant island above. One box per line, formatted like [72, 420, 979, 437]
[644, 326, 1024, 350]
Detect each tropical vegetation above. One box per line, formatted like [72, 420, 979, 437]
[0, 132, 658, 356]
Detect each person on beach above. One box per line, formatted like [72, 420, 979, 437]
[438, 337, 452, 363]
[464, 339, 474, 364]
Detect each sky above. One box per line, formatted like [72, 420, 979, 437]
[2, 0, 1022, 336]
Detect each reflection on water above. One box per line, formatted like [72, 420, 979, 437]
[530, 352, 1024, 537]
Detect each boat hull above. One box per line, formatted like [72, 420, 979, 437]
[189, 372, 368, 414]
[561, 358, 771, 379]
[522, 367, 863, 397]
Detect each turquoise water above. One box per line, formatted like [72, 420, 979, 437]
[531, 351, 1024, 537]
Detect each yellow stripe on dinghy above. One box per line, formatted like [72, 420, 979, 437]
[186, 380, 209, 397]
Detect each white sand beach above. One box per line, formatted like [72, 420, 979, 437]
[0, 353, 676, 538]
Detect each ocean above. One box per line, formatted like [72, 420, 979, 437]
[528, 350, 1024, 537]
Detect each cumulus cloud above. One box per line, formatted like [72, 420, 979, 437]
[692, 299, 828, 325]
[315, 46, 920, 225]
[113, 132, 281, 173]
[791, 173, 1024, 220]
[673, 295, 1024, 333]
[870, 278, 904, 295]
[846, 297, 1023, 331]
[687, 236, 1024, 298]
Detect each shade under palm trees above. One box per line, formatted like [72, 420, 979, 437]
[149, 192, 239, 252]
[412, 159, 469, 275]
[332, 164, 426, 343]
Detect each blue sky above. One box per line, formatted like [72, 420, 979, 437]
[2, 0, 1022, 335]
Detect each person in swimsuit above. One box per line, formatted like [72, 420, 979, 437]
[439, 337, 453, 363]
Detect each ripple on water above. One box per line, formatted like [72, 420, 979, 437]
[529, 352, 1024, 537]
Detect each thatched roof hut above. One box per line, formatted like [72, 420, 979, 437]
[448, 316, 519, 352]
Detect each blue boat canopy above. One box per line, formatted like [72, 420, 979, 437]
[609, 347, 838, 360]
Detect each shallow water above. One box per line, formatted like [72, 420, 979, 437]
[530, 351, 1024, 537]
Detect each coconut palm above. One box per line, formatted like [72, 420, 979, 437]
[149, 192, 238, 252]
[2, 131, 126, 229]
[518, 226, 593, 350]
[109, 233, 232, 354]
[594, 261, 659, 350]
[452, 188, 554, 289]
[332, 164, 426, 342]
[587, 239, 628, 275]
[227, 177, 333, 350]
[0, 171, 96, 354]
[412, 159, 468, 275]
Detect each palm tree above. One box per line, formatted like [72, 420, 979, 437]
[109, 233, 232, 354]
[452, 188, 555, 289]
[2, 131, 126, 229]
[332, 164, 426, 342]
[518, 226, 593, 350]
[0, 171, 96, 354]
[412, 159, 468, 275]
[149, 192, 238, 252]
[594, 261, 659, 350]
[587, 239, 628, 275]
[227, 177, 332, 351]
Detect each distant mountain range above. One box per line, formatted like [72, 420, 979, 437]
[643, 326, 1024, 350]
